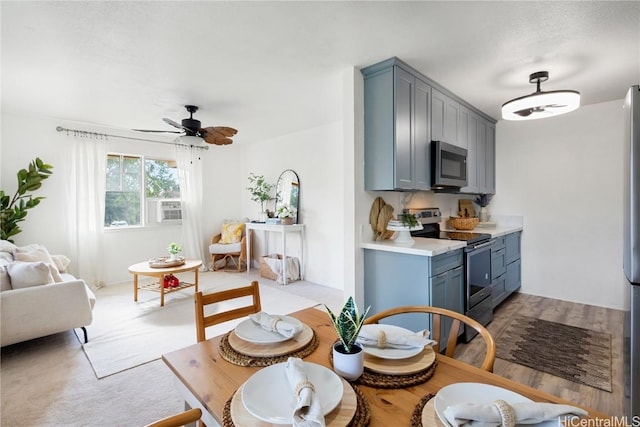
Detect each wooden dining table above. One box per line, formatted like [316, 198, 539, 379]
[162, 306, 610, 427]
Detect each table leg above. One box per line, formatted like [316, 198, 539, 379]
[133, 274, 138, 302]
[160, 274, 165, 307]
[194, 267, 199, 292]
[246, 230, 252, 275]
[281, 231, 288, 285]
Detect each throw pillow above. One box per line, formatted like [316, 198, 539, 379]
[51, 254, 71, 273]
[6, 261, 55, 289]
[220, 222, 244, 244]
[14, 247, 62, 279]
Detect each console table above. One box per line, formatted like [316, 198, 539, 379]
[245, 222, 305, 285]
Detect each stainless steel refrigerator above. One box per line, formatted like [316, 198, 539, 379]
[623, 85, 640, 419]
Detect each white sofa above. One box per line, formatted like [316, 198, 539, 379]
[0, 240, 96, 347]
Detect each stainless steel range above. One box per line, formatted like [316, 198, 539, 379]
[406, 208, 494, 342]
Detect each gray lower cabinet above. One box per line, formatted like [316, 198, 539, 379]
[363, 248, 463, 346]
[491, 232, 521, 307]
[362, 58, 431, 191]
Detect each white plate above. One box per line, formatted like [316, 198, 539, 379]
[434, 382, 556, 427]
[359, 324, 426, 360]
[234, 315, 302, 344]
[241, 361, 344, 424]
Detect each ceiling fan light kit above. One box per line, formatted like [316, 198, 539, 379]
[501, 71, 580, 121]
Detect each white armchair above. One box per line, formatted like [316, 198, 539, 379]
[209, 220, 252, 272]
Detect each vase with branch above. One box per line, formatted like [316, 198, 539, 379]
[246, 173, 274, 222]
[474, 193, 493, 222]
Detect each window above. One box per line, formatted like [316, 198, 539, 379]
[105, 154, 181, 228]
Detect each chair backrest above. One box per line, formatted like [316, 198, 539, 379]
[364, 305, 496, 372]
[194, 280, 262, 342]
[144, 408, 202, 427]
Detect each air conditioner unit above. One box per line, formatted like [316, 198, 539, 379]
[157, 200, 182, 222]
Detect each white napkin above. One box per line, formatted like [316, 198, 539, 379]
[443, 401, 588, 427]
[356, 324, 435, 349]
[285, 357, 326, 427]
[249, 311, 303, 338]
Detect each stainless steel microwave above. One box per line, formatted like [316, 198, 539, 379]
[431, 140, 468, 190]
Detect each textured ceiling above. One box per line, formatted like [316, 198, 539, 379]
[2, 1, 639, 145]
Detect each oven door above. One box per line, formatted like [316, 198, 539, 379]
[465, 241, 493, 310]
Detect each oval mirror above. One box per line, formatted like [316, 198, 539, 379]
[275, 169, 300, 224]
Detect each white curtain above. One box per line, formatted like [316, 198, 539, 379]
[66, 135, 107, 289]
[175, 145, 208, 269]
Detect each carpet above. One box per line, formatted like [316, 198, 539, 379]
[496, 315, 612, 392]
[82, 271, 320, 378]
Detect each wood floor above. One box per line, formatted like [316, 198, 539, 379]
[454, 292, 625, 416]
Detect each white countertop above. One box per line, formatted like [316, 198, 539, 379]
[361, 237, 466, 257]
[360, 222, 523, 257]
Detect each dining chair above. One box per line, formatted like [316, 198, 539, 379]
[194, 280, 262, 342]
[364, 305, 496, 372]
[144, 408, 202, 427]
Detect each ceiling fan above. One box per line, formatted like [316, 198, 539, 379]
[134, 105, 237, 145]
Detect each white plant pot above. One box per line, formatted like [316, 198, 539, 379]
[168, 253, 178, 261]
[332, 342, 364, 381]
[258, 212, 268, 222]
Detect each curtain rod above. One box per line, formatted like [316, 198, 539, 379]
[55, 126, 209, 151]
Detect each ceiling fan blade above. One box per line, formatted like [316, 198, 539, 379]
[514, 108, 533, 117]
[201, 126, 238, 138]
[132, 128, 182, 134]
[202, 131, 234, 145]
[163, 117, 190, 132]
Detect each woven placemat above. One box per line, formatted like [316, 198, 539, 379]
[356, 360, 437, 388]
[410, 393, 436, 427]
[221, 383, 371, 427]
[219, 330, 319, 366]
[328, 346, 437, 389]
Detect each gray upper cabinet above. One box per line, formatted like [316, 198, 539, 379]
[363, 59, 431, 191]
[432, 88, 461, 148]
[460, 111, 496, 195]
[362, 57, 495, 193]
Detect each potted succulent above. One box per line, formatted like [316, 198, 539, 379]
[474, 193, 493, 222]
[167, 242, 182, 261]
[246, 172, 274, 222]
[325, 297, 370, 380]
[276, 204, 297, 225]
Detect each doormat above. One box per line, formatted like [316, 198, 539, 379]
[496, 315, 612, 392]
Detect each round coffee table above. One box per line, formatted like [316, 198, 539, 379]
[128, 259, 203, 307]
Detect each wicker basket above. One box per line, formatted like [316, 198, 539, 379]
[448, 216, 479, 230]
[259, 254, 300, 283]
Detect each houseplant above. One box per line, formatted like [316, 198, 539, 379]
[325, 296, 370, 380]
[246, 172, 274, 222]
[474, 193, 493, 222]
[276, 204, 297, 225]
[167, 242, 182, 261]
[0, 157, 53, 242]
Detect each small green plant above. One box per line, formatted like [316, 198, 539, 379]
[246, 173, 274, 213]
[0, 158, 53, 242]
[399, 212, 419, 228]
[474, 193, 493, 208]
[276, 204, 297, 219]
[167, 242, 182, 255]
[325, 297, 370, 354]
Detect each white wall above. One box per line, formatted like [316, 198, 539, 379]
[238, 121, 345, 290]
[494, 100, 626, 310]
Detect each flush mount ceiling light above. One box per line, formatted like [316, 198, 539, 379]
[501, 71, 580, 121]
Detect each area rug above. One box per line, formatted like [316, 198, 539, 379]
[81, 272, 320, 378]
[496, 315, 612, 392]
